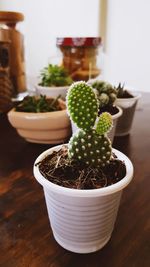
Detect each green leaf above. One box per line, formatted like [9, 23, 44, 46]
[15, 95, 61, 113]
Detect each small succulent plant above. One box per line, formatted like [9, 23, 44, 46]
[115, 83, 125, 98]
[15, 95, 61, 113]
[115, 82, 133, 98]
[91, 80, 117, 108]
[67, 81, 113, 167]
[39, 64, 73, 87]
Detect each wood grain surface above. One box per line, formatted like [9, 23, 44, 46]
[0, 93, 150, 267]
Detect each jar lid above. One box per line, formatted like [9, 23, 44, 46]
[56, 37, 102, 47]
[0, 11, 24, 25]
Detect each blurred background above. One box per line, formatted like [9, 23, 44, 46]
[0, 0, 150, 91]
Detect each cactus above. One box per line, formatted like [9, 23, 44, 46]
[96, 112, 112, 135]
[91, 80, 117, 108]
[67, 81, 113, 167]
[67, 81, 98, 131]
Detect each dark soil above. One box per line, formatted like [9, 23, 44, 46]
[99, 105, 119, 116]
[36, 145, 126, 190]
[118, 90, 134, 98]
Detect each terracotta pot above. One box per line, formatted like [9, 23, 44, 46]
[115, 92, 141, 136]
[33, 144, 133, 253]
[7, 99, 71, 144]
[71, 106, 122, 143]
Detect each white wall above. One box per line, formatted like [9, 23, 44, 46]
[0, 0, 100, 78]
[1, 0, 150, 92]
[104, 0, 150, 91]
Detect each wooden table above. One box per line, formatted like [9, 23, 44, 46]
[0, 93, 150, 267]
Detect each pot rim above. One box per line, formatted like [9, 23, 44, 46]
[36, 84, 69, 90]
[8, 108, 67, 118]
[116, 92, 141, 102]
[111, 106, 122, 119]
[8, 98, 66, 117]
[33, 144, 134, 197]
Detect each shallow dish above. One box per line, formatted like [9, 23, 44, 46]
[8, 99, 71, 144]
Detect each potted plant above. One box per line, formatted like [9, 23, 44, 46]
[35, 64, 73, 99]
[115, 83, 141, 136]
[8, 95, 71, 144]
[71, 80, 122, 143]
[33, 81, 133, 253]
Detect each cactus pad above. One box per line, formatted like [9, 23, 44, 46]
[67, 81, 98, 131]
[68, 129, 112, 167]
[96, 112, 112, 135]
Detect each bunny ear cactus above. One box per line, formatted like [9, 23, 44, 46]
[92, 80, 117, 108]
[67, 81, 98, 131]
[67, 81, 113, 167]
[96, 112, 113, 135]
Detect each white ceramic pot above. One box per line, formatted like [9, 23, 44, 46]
[71, 106, 122, 144]
[35, 84, 69, 99]
[8, 99, 71, 144]
[33, 144, 133, 253]
[115, 92, 141, 136]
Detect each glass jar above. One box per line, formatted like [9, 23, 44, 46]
[56, 37, 102, 81]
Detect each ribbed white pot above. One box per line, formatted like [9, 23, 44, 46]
[33, 145, 133, 254]
[71, 106, 122, 143]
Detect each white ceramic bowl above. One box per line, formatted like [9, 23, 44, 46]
[35, 84, 69, 99]
[34, 144, 133, 253]
[8, 99, 71, 144]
